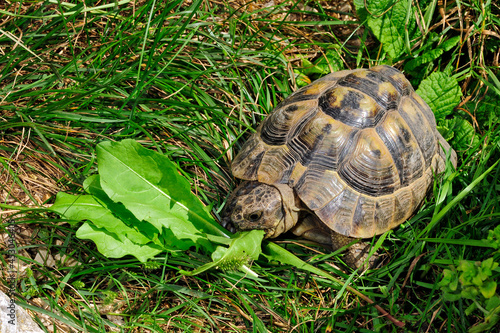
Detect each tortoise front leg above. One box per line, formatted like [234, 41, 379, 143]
[291, 214, 333, 246]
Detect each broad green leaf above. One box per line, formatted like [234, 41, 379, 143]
[416, 71, 462, 120]
[180, 230, 265, 276]
[439, 269, 459, 291]
[482, 258, 497, 272]
[83, 174, 160, 242]
[440, 118, 479, 151]
[480, 280, 497, 299]
[459, 261, 476, 279]
[441, 36, 461, 52]
[439, 269, 453, 286]
[406, 35, 460, 72]
[486, 295, 500, 311]
[51, 192, 150, 244]
[51, 192, 107, 226]
[51, 139, 233, 263]
[465, 302, 478, 316]
[76, 222, 162, 262]
[96, 139, 228, 251]
[51, 192, 162, 261]
[354, 0, 420, 59]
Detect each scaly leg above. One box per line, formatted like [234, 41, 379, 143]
[331, 231, 378, 270]
[293, 214, 378, 269]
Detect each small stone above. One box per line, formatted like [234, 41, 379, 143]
[0, 290, 44, 333]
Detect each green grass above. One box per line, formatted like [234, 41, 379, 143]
[1, 0, 499, 332]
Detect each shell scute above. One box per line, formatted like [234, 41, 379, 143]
[351, 195, 376, 237]
[315, 187, 360, 235]
[375, 111, 425, 187]
[373, 196, 394, 235]
[231, 135, 266, 180]
[320, 86, 385, 129]
[398, 96, 438, 168]
[256, 145, 298, 184]
[338, 129, 400, 196]
[338, 70, 400, 111]
[392, 186, 414, 226]
[295, 169, 345, 210]
[260, 100, 317, 146]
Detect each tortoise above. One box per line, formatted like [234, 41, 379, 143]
[221, 65, 457, 268]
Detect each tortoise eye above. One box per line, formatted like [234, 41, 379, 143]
[248, 211, 262, 222]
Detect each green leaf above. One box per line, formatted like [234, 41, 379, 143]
[354, 0, 421, 59]
[469, 298, 500, 333]
[481, 258, 498, 275]
[443, 291, 462, 302]
[294, 70, 311, 88]
[486, 295, 500, 311]
[76, 222, 162, 262]
[440, 118, 479, 151]
[480, 280, 497, 299]
[416, 71, 463, 120]
[440, 269, 460, 301]
[405, 48, 443, 72]
[51, 139, 234, 263]
[441, 36, 461, 52]
[465, 302, 478, 316]
[51, 192, 151, 245]
[458, 260, 477, 284]
[406, 35, 460, 72]
[96, 139, 228, 251]
[83, 175, 160, 241]
[461, 286, 479, 300]
[180, 230, 265, 276]
[487, 225, 500, 250]
[301, 48, 343, 76]
[51, 192, 162, 261]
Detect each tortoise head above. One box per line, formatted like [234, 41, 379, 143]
[221, 181, 300, 238]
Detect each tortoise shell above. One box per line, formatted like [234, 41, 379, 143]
[231, 65, 456, 238]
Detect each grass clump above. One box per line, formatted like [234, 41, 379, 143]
[0, 0, 499, 332]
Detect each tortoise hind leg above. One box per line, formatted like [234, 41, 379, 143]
[331, 231, 378, 270]
[293, 215, 379, 269]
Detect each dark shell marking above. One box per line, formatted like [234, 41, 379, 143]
[231, 65, 457, 238]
